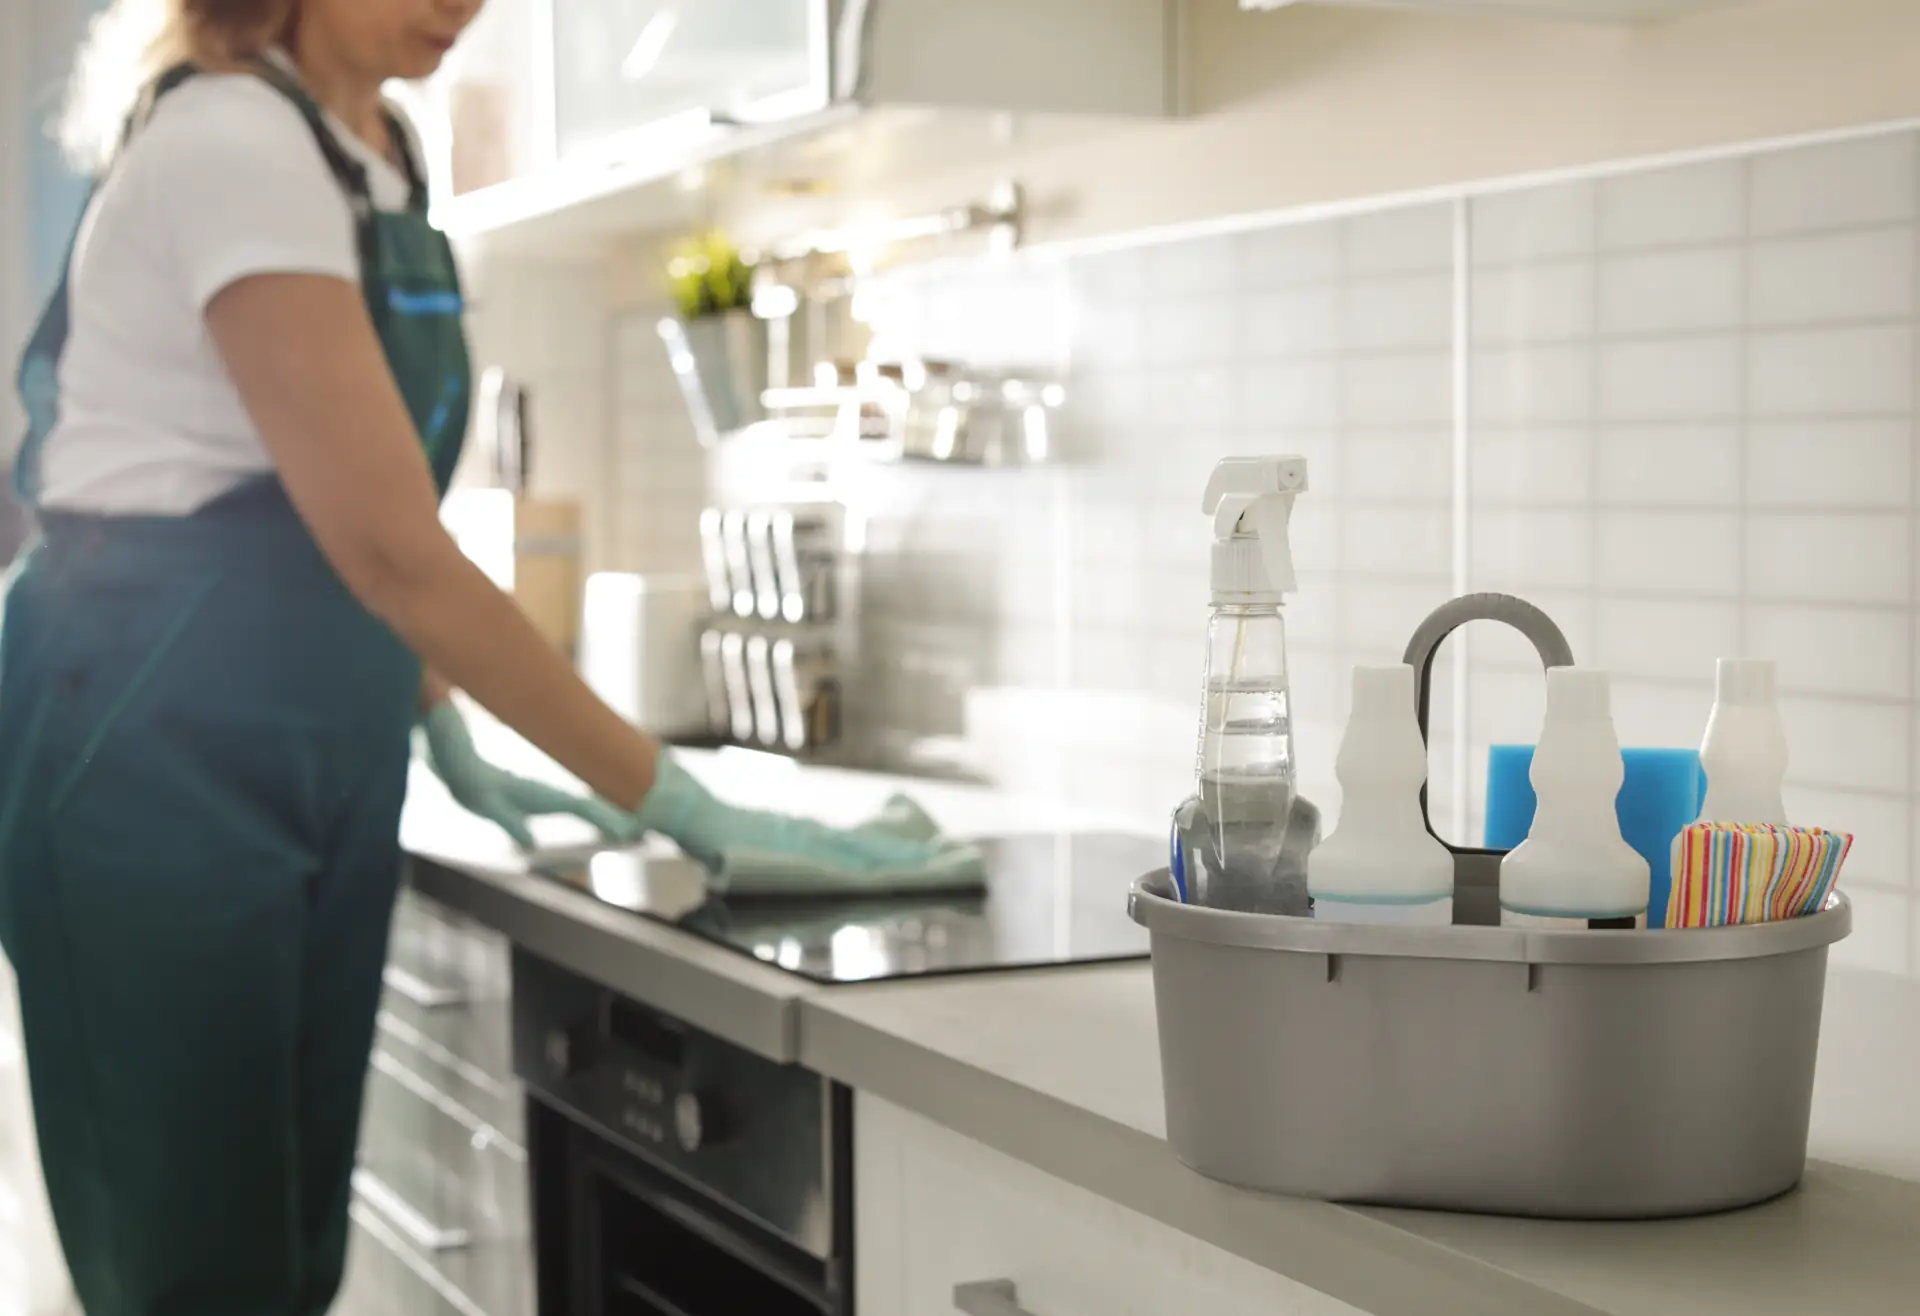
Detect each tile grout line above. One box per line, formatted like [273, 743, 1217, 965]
[1450, 196, 1473, 844]
[1736, 155, 1754, 657]
[1910, 128, 1920, 948]
[1584, 184, 1602, 683]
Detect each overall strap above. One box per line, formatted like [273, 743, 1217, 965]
[243, 57, 379, 268]
[245, 57, 431, 217]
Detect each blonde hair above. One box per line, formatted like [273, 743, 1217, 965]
[62, 0, 296, 170]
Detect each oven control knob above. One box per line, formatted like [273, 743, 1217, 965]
[543, 1022, 598, 1079]
[673, 1091, 727, 1153]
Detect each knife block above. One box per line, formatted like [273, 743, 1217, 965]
[442, 489, 584, 655]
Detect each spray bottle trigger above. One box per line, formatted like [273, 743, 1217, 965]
[1246, 495, 1297, 596]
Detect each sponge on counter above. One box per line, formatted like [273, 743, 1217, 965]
[712, 795, 989, 899]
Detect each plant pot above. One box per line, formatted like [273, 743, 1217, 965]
[659, 310, 769, 446]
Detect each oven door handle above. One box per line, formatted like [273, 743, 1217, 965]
[382, 964, 468, 1010]
[954, 1279, 1037, 1316]
[351, 1169, 472, 1253]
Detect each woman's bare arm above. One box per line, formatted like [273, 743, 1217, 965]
[206, 272, 659, 810]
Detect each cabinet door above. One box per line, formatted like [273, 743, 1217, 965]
[410, 0, 550, 198]
[856, 1095, 1367, 1316]
[550, 0, 827, 160]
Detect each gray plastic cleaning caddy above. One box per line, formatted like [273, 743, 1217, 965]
[1128, 594, 1851, 1220]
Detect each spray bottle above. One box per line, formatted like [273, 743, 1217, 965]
[1171, 456, 1309, 913]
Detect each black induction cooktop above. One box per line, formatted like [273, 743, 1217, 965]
[531, 833, 1163, 984]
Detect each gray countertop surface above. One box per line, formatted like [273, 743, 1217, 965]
[402, 746, 1920, 1316]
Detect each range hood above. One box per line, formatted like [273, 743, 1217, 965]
[1241, 0, 1747, 19]
[841, 0, 1183, 117]
[437, 0, 1184, 249]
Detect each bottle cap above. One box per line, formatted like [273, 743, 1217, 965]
[1203, 457, 1308, 601]
[1715, 657, 1777, 705]
[1351, 664, 1415, 714]
[1545, 666, 1611, 720]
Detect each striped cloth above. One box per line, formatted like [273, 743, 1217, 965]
[1666, 822, 1853, 929]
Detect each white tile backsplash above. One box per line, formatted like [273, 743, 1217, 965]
[1472, 346, 1594, 424]
[570, 127, 1920, 911]
[1239, 221, 1343, 287]
[1749, 605, 1911, 700]
[1339, 504, 1453, 579]
[1596, 249, 1744, 335]
[1244, 286, 1342, 357]
[1341, 274, 1454, 351]
[1339, 352, 1454, 427]
[1340, 431, 1453, 501]
[1342, 204, 1455, 276]
[1471, 427, 1592, 506]
[1597, 335, 1743, 421]
[1470, 508, 1594, 589]
[1748, 326, 1915, 417]
[1749, 228, 1916, 326]
[1745, 512, 1911, 604]
[1781, 695, 1911, 794]
[1471, 262, 1594, 345]
[1596, 159, 1746, 251]
[1749, 133, 1918, 236]
[1746, 419, 1914, 509]
[1595, 423, 1743, 506]
[1594, 510, 1743, 594]
[1472, 181, 1596, 264]
[1785, 787, 1912, 889]
[1592, 597, 1743, 681]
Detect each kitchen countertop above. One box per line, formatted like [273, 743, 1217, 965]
[800, 964, 1920, 1316]
[402, 742, 1920, 1316]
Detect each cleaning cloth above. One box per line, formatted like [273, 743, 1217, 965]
[712, 794, 988, 899]
[1666, 822, 1853, 928]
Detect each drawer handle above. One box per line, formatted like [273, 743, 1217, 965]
[368, 1049, 526, 1162]
[351, 1168, 471, 1253]
[383, 965, 468, 1010]
[954, 1280, 1034, 1316]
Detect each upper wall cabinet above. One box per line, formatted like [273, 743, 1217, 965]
[424, 0, 1185, 247]
[554, 0, 826, 163]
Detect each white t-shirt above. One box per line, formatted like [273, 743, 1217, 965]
[39, 68, 415, 515]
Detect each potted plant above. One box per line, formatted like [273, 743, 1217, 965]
[657, 230, 768, 445]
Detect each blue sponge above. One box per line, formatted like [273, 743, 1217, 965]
[1485, 746, 1706, 928]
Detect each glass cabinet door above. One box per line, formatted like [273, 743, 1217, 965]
[406, 0, 551, 200]
[551, 0, 827, 161]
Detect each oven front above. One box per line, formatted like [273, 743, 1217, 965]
[513, 951, 853, 1316]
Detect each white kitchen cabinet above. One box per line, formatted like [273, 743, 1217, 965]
[856, 1095, 1367, 1316]
[432, 0, 1182, 245]
[406, 0, 551, 199]
[551, 0, 825, 162]
[346, 883, 534, 1316]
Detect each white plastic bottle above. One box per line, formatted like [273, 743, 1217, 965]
[1180, 456, 1309, 913]
[1499, 667, 1649, 928]
[1309, 665, 1453, 925]
[1697, 658, 1788, 825]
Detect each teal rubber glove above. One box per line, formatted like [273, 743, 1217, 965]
[420, 702, 630, 849]
[634, 752, 940, 875]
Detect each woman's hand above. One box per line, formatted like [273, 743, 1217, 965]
[420, 701, 631, 849]
[633, 754, 938, 872]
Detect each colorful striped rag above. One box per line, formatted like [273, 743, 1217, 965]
[1666, 822, 1853, 929]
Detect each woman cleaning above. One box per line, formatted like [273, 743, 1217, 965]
[0, 2, 935, 1313]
